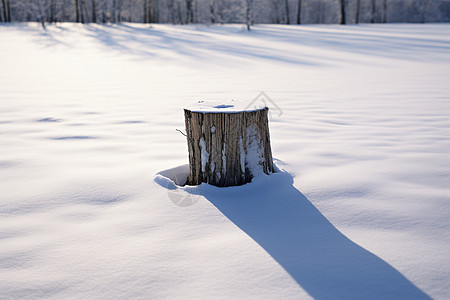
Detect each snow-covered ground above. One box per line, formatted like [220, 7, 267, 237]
[1, 22, 449, 299]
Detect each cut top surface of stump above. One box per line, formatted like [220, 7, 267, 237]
[185, 100, 267, 114]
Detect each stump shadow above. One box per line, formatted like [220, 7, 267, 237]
[189, 170, 431, 299]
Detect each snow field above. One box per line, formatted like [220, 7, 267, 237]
[1, 22, 450, 299]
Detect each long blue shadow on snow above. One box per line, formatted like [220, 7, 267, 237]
[181, 169, 431, 300]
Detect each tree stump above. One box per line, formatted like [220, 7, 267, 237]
[184, 101, 274, 187]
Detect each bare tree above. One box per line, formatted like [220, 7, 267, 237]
[153, 0, 159, 22]
[143, 0, 150, 23]
[296, 0, 302, 24]
[47, 0, 55, 22]
[318, 0, 323, 23]
[75, 0, 80, 22]
[383, 0, 387, 22]
[99, 0, 107, 22]
[355, 0, 360, 24]
[340, 0, 346, 24]
[186, 0, 193, 23]
[37, 0, 47, 28]
[216, 0, 224, 23]
[92, 0, 97, 23]
[209, 0, 215, 23]
[116, 0, 124, 22]
[270, 0, 279, 23]
[176, 1, 182, 24]
[111, 0, 116, 22]
[1, 0, 9, 22]
[79, 0, 86, 22]
[246, 0, 253, 30]
[284, 0, 290, 24]
[272, 0, 291, 24]
[81, 0, 90, 22]
[60, 0, 68, 22]
[370, 0, 376, 23]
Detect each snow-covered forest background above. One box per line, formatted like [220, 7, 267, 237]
[1, 0, 450, 25]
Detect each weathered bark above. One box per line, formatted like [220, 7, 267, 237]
[184, 107, 274, 187]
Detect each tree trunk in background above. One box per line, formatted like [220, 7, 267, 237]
[61, 0, 67, 22]
[186, 0, 193, 23]
[79, 0, 85, 22]
[3, 0, 10, 22]
[81, 0, 90, 22]
[340, 0, 346, 24]
[117, 0, 123, 22]
[371, 0, 376, 23]
[217, 0, 224, 23]
[284, 0, 290, 24]
[184, 108, 274, 187]
[101, 0, 106, 23]
[1, 0, 7, 22]
[209, 0, 215, 23]
[296, 0, 302, 24]
[49, 0, 56, 22]
[246, 0, 253, 30]
[153, 0, 159, 22]
[271, 0, 280, 23]
[176, 1, 182, 24]
[37, 0, 47, 28]
[92, 0, 96, 23]
[75, 0, 80, 22]
[355, 0, 361, 24]
[54, 2, 57, 22]
[144, 0, 156, 23]
[111, 0, 116, 22]
[318, 0, 323, 23]
[383, 0, 387, 23]
[143, 0, 148, 22]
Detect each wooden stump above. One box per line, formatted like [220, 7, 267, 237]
[184, 102, 274, 187]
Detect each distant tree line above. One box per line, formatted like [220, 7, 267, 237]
[1, 0, 449, 26]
